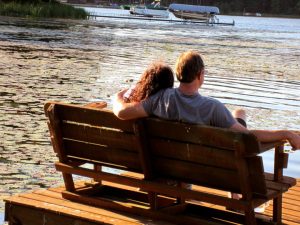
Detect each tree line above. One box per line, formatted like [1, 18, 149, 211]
[1, 0, 300, 15]
[127, 0, 300, 15]
[212, 0, 300, 15]
[161, 0, 300, 15]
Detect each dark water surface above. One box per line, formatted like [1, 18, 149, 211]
[1, 13, 300, 213]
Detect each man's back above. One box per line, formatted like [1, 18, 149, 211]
[142, 88, 236, 128]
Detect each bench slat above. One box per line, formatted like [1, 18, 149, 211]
[149, 138, 236, 170]
[45, 103, 134, 132]
[64, 139, 142, 172]
[153, 157, 240, 193]
[61, 122, 139, 152]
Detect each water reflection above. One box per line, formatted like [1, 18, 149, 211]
[0, 14, 300, 212]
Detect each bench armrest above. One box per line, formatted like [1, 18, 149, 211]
[274, 145, 289, 182]
[84, 101, 107, 109]
[259, 141, 289, 181]
[259, 141, 286, 153]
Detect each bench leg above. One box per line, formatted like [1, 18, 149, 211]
[93, 165, 102, 185]
[273, 195, 282, 224]
[148, 192, 157, 210]
[245, 207, 257, 225]
[62, 173, 75, 192]
[176, 182, 188, 204]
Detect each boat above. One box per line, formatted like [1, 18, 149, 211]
[130, 0, 169, 18]
[169, 3, 220, 22]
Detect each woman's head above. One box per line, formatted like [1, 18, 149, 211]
[128, 62, 174, 102]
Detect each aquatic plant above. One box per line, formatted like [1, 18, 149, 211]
[0, 1, 88, 19]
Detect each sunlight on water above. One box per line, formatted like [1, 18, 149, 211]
[0, 12, 300, 212]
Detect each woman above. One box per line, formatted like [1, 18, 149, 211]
[123, 61, 174, 103]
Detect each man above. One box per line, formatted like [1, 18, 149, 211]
[113, 50, 300, 150]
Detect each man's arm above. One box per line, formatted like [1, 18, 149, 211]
[230, 122, 300, 150]
[112, 89, 148, 120]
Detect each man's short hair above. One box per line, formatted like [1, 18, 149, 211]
[175, 51, 205, 83]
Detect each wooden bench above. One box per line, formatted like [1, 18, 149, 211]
[44, 101, 297, 225]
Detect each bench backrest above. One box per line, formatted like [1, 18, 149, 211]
[45, 102, 267, 197]
[142, 118, 267, 195]
[45, 102, 143, 173]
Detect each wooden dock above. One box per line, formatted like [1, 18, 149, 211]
[4, 179, 300, 225]
[88, 14, 235, 26]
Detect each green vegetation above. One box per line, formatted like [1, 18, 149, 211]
[0, 0, 88, 19]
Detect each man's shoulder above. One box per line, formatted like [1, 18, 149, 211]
[153, 88, 175, 98]
[142, 88, 174, 106]
[200, 95, 223, 105]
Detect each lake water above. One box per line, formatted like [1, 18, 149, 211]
[0, 9, 300, 216]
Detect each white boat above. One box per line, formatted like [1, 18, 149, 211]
[169, 3, 219, 22]
[130, 1, 169, 18]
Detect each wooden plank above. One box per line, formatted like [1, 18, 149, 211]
[265, 181, 290, 192]
[62, 122, 138, 151]
[153, 157, 240, 192]
[45, 102, 134, 132]
[145, 118, 240, 150]
[64, 139, 142, 172]
[5, 204, 109, 225]
[5, 196, 149, 225]
[62, 192, 245, 225]
[144, 118, 260, 155]
[259, 141, 286, 153]
[84, 101, 107, 109]
[264, 173, 297, 187]
[149, 138, 236, 170]
[22, 191, 148, 221]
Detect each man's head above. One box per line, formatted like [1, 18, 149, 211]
[175, 51, 205, 83]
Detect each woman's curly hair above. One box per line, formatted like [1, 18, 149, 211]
[127, 62, 174, 103]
